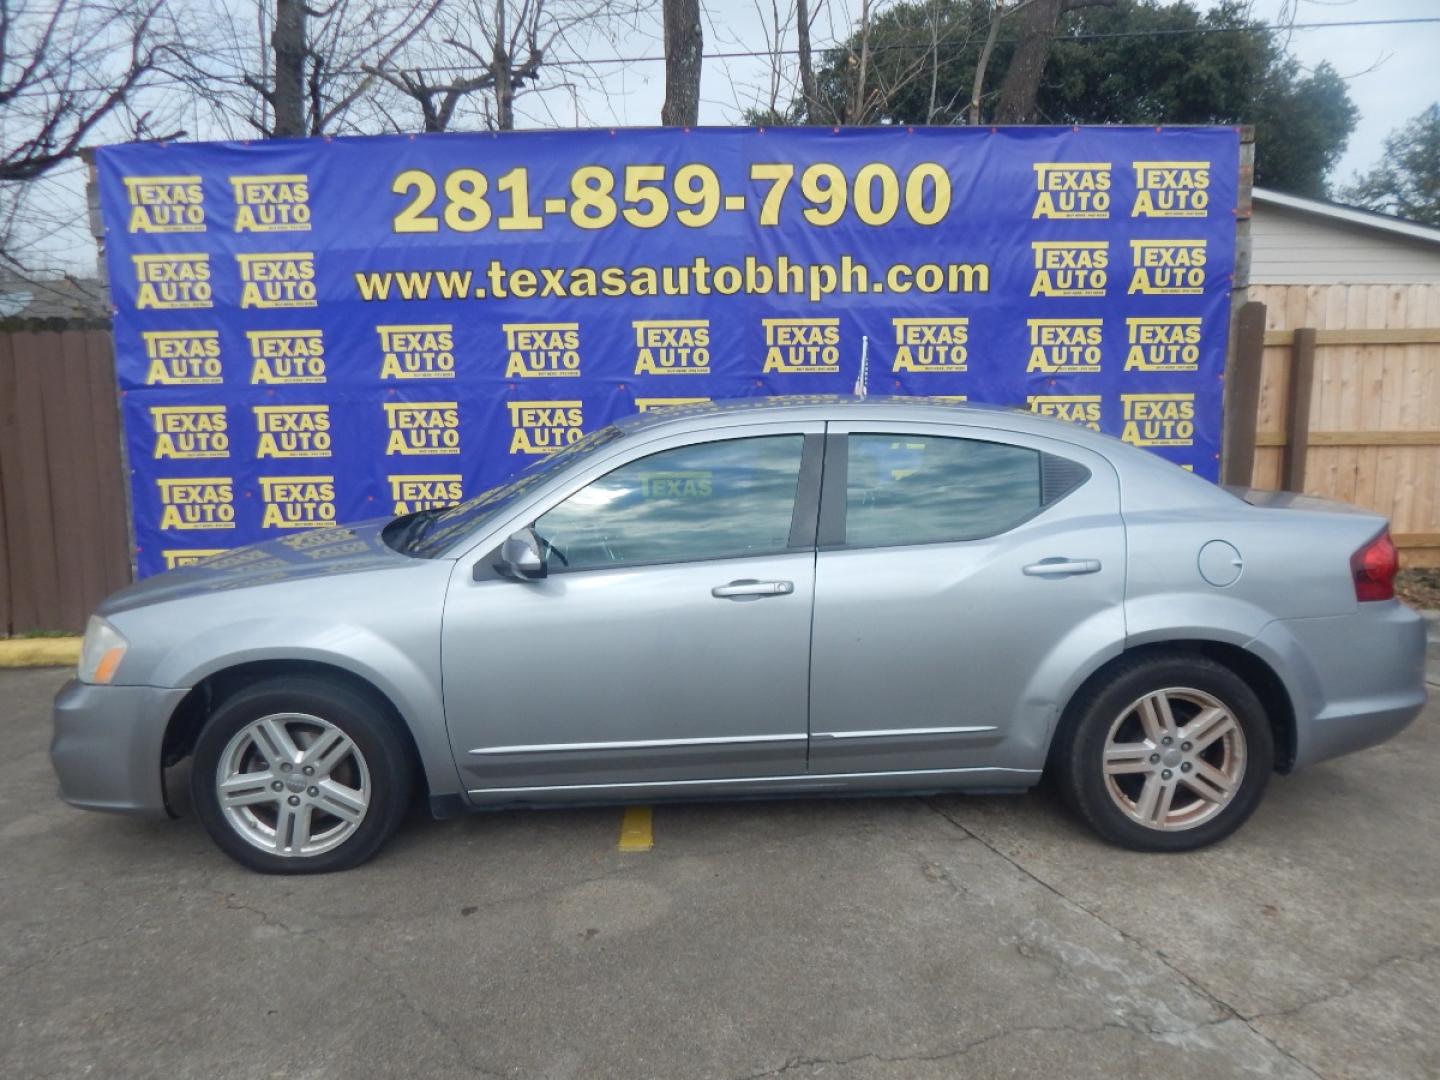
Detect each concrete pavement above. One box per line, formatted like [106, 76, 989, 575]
[2, 666, 1436, 1079]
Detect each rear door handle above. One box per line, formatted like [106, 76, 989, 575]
[1023, 558, 1102, 577]
[711, 579, 794, 598]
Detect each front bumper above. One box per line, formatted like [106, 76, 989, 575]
[51, 679, 189, 818]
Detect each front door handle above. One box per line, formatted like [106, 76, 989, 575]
[711, 579, 794, 599]
[1023, 558, 1102, 577]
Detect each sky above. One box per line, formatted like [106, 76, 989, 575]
[612, 0, 1440, 185]
[1213, 0, 1440, 181]
[12, 0, 1440, 277]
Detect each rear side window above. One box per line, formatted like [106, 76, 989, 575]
[844, 434, 1043, 547]
[534, 435, 805, 570]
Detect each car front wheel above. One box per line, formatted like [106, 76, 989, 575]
[191, 676, 413, 873]
[1054, 654, 1274, 851]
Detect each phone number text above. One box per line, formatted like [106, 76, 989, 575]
[390, 161, 953, 234]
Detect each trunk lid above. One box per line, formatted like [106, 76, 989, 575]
[1224, 486, 1385, 518]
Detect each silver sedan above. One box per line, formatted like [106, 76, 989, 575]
[52, 397, 1428, 873]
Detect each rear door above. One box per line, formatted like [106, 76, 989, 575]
[808, 422, 1124, 777]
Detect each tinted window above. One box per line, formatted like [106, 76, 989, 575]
[534, 436, 804, 570]
[844, 435, 1041, 547]
[398, 425, 625, 558]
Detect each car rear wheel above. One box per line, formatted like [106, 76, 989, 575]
[191, 676, 413, 874]
[1054, 654, 1274, 851]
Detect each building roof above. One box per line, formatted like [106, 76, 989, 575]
[0, 270, 107, 321]
[1252, 188, 1440, 248]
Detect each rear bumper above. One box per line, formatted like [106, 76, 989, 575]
[50, 680, 189, 818]
[1252, 603, 1429, 770]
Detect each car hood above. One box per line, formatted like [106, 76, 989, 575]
[99, 517, 424, 615]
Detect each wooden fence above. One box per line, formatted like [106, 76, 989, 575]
[1225, 284, 1440, 567]
[0, 324, 132, 634]
[1, 291, 1437, 632]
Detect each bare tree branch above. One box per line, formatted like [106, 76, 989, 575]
[0, 0, 176, 181]
[373, 0, 642, 133]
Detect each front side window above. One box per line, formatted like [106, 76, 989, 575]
[844, 434, 1042, 548]
[391, 424, 625, 558]
[534, 435, 805, 570]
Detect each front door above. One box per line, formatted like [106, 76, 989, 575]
[441, 425, 823, 799]
[808, 423, 1125, 778]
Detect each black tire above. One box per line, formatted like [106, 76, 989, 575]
[191, 675, 414, 874]
[1053, 653, 1274, 852]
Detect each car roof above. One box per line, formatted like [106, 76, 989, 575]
[614, 394, 1100, 444]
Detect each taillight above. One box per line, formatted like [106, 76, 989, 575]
[1351, 529, 1398, 602]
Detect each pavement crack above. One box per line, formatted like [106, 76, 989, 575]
[1, 932, 116, 983]
[917, 850, 974, 898]
[733, 1019, 1188, 1079]
[214, 890, 311, 935]
[1242, 945, 1440, 1023]
[355, 950, 509, 1079]
[921, 799, 1326, 1080]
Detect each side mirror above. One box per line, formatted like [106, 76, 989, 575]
[495, 527, 546, 581]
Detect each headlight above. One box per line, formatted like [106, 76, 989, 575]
[78, 616, 128, 685]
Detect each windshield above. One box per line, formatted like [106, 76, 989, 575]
[385, 424, 625, 559]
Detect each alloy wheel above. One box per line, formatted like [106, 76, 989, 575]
[215, 712, 371, 857]
[1101, 687, 1247, 832]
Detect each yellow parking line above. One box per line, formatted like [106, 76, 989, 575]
[618, 805, 654, 852]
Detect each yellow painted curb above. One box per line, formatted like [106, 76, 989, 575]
[0, 637, 82, 668]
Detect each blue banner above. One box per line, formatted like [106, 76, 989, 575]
[97, 125, 1238, 577]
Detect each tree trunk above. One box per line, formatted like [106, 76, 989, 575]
[994, 0, 1061, 123]
[661, 0, 702, 126]
[969, 1, 1005, 124]
[796, 0, 818, 123]
[995, 0, 1113, 124]
[926, 0, 940, 123]
[491, 0, 515, 130]
[271, 0, 308, 137]
[848, 0, 872, 124]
